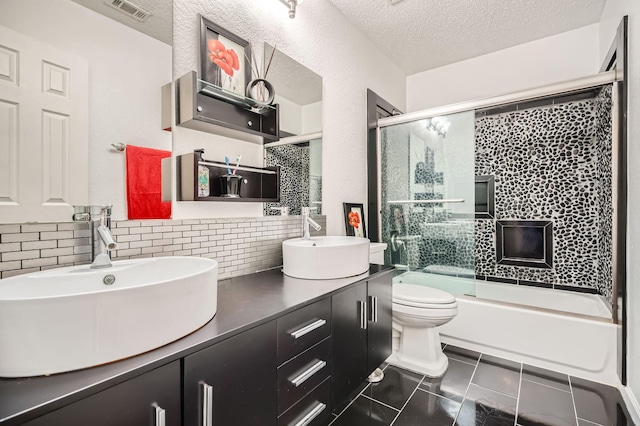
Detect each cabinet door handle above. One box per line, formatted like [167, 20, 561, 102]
[290, 359, 327, 387]
[359, 301, 367, 330]
[292, 402, 326, 426]
[290, 319, 326, 339]
[369, 296, 378, 323]
[201, 382, 213, 426]
[152, 403, 165, 426]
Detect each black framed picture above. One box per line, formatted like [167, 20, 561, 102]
[199, 15, 251, 98]
[343, 203, 366, 238]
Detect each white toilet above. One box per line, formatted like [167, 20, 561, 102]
[387, 283, 458, 377]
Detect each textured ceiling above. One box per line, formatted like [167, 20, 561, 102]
[265, 44, 322, 106]
[327, 0, 607, 75]
[70, 0, 171, 45]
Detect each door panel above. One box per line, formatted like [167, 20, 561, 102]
[0, 24, 88, 222]
[331, 281, 367, 412]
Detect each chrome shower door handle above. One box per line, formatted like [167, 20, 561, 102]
[201, 382, 213, 426]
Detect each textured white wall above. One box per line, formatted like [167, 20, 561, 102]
[599, 0, 640, 415]
[173, 0, 406, 233]
[0, 0, 172, 220]
[406, 24, 601, 112]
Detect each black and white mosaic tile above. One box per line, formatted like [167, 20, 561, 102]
[380, 86, 614, 304]
[264, 144, 315, 216]
[474, 89, 613, 297]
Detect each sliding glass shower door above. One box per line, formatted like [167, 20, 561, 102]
[380, 111, 476, 295]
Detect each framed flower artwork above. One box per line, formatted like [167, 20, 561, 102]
[199, 15, 251, 98]
[343, 203, 366, 238]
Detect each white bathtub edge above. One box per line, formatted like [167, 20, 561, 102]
[439, 297, 618, 386]
[620, 384, 640, 425]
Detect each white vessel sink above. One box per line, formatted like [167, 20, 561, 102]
[283, 236, 370, 280]
[0, 256, 218, 377]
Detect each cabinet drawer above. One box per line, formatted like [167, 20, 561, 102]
[278, 378, 331, 426]
[277, 298, 331, 364]
[278, 337, 331, 415]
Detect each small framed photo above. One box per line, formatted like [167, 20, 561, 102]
[199, 15, 251, 98]
[343, 203, 366, 238]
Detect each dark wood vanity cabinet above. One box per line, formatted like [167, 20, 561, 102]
[331, 275, 393, 413]
[23, 361, 181, 426]
[5, 269, 393, 426]
[366, 274, 393, 374]
[183, 321, 278, 426]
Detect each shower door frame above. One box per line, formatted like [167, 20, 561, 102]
[375, 70, 621, 303]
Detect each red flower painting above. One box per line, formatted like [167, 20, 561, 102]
[207, 39, 240, 77]
[348, 211, 361, 229]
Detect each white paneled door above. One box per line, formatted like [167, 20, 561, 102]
[0, 25, 88, 223]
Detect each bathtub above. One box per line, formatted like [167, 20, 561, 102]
[393, 271, 619, 385]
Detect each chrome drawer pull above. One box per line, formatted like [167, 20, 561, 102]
[290, 360, 327, 387]
[201, 382, 213, 426]
[290, 319, 326, 339]
[152, 403, 165, 426]
[359, 301, 367, 330]
[293, 402, 327, 426]
[369, 296, 378, 323]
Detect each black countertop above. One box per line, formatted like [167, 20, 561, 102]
[0, 265, 393, 425]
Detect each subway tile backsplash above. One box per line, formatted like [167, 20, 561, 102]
[0, 216, 326, 280]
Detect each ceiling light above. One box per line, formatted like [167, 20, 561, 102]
[279, 0, 304, 18]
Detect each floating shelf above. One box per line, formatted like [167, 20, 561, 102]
[177, 150, 280, 202]
[176, 71, 279, 144]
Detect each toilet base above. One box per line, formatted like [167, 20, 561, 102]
[389, 320, 450, 377]
[387, 350, 449, 377]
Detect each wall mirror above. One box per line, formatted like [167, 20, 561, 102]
[262, 43, 323, 217]
[0, 0, 172, 223]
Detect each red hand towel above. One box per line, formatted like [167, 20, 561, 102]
[126, 145, 172, 219]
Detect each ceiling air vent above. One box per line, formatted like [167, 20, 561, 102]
[387, 0, 405, 4]
[106, 0, 151, 22]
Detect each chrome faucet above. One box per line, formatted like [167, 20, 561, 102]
[73, 205, 118, 268]
[302, 207, 321, 240]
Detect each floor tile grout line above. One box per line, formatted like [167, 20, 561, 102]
[470, 382, 520, 400]
[568, 376, 580, 426]
[521, 376, 572, 394]
[360, 394, 401, 412]
[329, 362, 404, 425]
[514, 362, 523, 426]
[415, 386, 464, 406]
[389, 375, 427, 426]
[447, 357, 479, 367]
[452, 352, 483, 425]
[328, 382, 372, 425]
[577, 416, 605, 426]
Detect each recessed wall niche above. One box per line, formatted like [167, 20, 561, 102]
[496, 220, 553, 268]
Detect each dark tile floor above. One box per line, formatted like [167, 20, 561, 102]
[329, 344, 632, 426]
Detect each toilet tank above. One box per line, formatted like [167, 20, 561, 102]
[369, 243, 388, 265]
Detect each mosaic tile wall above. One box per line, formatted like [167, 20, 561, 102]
[380, 87, 613, 302]
[475, 87, 613, 301]
[595, 86, 614, 302]
[0, 216, 326, 280]
[264, 144, 318, 216]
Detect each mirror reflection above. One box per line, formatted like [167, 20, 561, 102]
[0, 0, 172, 222]
[262, 43, 323, 216]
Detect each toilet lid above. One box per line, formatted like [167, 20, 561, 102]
[393, 283, 456, 307]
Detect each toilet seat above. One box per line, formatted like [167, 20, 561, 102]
[393, 283, 456, 309]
